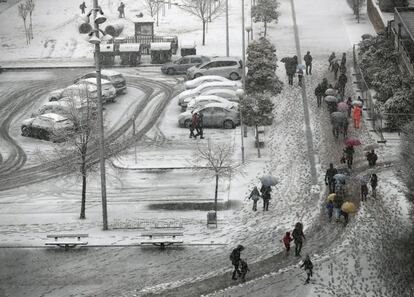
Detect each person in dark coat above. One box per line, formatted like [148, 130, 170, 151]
[326, 200, 334, 222]
[79, 1, 87, 14]
[325, 163, 338, 193]
[304, 51, 313, 75]
[370, 173, 378, 198]
[340, 209, 349, 225]
[344, 145, 355, 169]
[195, 112, 204, 139]
[346, 96, 353, 117]
[301, 255, 313, 284]
[118, 2, 125, 18]
[341, 52, 347, 68]
[190, 112, 198, 139]
[282, 231, 293, 255]
[292, 222, 305, 257]
[284, 56, 298, 86]
[338, 73, 348, 96]
[328, 52, 336, 70]
[314, 83, 324, 107]
[333, 193, 344, 221]
[361, 182, 369, 201]
[240, 259, 250, 282]
[332, 61, 339, 79]
[366, 150, 378, 166]
[230, 245, 244, 280]
[260, 185, 271, 211]
[248, 186, 261, 211]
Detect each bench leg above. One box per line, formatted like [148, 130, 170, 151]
[160, 243, 165, 250]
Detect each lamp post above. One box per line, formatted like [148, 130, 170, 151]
[225, 0, 229, 56]
[250, 0, 254, 40]
[236, 89, 245, 164]
[91, 0, 108, 231]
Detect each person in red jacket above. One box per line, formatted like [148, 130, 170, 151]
[282, 231, 293, 255]
[353, 105, 362, 129]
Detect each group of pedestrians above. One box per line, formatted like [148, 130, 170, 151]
[79, 1, 125, 18]
[282, 51, 313, 87]
[248, 184, 272, 211]
[189, 112, 204, 139]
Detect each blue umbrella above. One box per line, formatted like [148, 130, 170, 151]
[297, 64, 305, 70]
[333, 173, 347, 183]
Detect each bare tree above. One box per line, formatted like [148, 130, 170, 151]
[143, 0, 161, 23]
[192, 140, 242, 216]
[179, 0, 224, 45]
[346, 0, 365, 23]
[18, 3, 29, 45]
[26, 0, 35, 39]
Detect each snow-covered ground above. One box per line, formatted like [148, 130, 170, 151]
[0, 0, 413, 297]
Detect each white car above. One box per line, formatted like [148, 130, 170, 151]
[21, 113, 75, 142]
[186, 56, 243, 80]
[198, 88, 240, 102]
[74, 70, 127, 95]
[184, 75, 232, 89]
[177, 81, 242, 107]
[31, 97, 97, 118]
[187, 95, 238, 111]
[76, 78, 117, 103]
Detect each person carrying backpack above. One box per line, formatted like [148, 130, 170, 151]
[292, 222, 305, 257]
[248, 186, 261, 211]
[230, 245, 244, 280]
[301, 255, 314, 284]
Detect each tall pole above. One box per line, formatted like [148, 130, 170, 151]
[241, 0, 246, 164]
[250, 0, 253, 40]
[93, 0, 108, 231]
[226, 0, 229, 56]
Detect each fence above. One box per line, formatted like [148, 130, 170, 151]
[352, 44, 387, 143]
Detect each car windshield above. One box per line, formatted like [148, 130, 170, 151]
[112, 75, 124, 83]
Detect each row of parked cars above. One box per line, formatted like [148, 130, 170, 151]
[21, 70, 127, 142]
[176, 75, 242, 129]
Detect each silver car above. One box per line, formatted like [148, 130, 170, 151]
[74, 70, 127, 95]
[186, 56, 243, 80]
[161, 55, 210, 75]
[178, 103, 240, 129]
[21, 113, 75, 142]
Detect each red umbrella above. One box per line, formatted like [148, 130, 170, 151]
[345, 137, 361, 146]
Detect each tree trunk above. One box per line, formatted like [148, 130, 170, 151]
[214, 174, 219, 213]
[255, 124, 261, 158]
[202, 20, 206, 45]
[29, 13, 33, 39]
[23, 20, 29, 45]
[264, 21, 267, 37]
[80, 156, 87, 219]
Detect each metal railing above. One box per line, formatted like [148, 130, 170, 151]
[352, 44, 387, 143]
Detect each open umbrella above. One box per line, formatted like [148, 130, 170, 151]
[363, 143, 380, 151]
[337, 102, 348, 112]
[297, 64, 306, 70]
[345, 137, 362, 146]
[326, 193, 336, 202]
[351, 100, 363, 107]
[341, 202, 356, 213]
[331, 112, 347, 122]
[354, 174, 370, 185]
[333, 173, 347, 183]
[325, 88, 336, 96]
[260, 175, 279, 186]
[324, 95, 338, 103]
[336, 164, 351, 175]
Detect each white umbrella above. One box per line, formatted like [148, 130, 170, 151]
[352, 100, 363, 107]
[363, 143, 380, 151]
[260, 175, 279, 186]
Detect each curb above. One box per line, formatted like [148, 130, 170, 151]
[0, 243, 228, 249]
[0, 63, 162, 71]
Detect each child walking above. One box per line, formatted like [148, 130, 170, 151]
[282, 231, 293, 255]
[240, 259, 250, 282]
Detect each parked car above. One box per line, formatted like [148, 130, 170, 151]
[187, 95, 238, 111]
[196, 88, 240, 102]
[184, 75, 233, 89]
[75, 78, 117, 103]
[178, 102, 240, 129]
[161, 55, 210, 75]
[31, 98, 97, 118]
[21, 113, 75, 142]
[74, 70, 127, 95]
[186, 56, 243, 80]
[177, 81, 242, 106]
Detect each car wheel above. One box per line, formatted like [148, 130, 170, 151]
[41, 130, 50, 141]
[194, 73, 202, 79]
[21, 126, 30, 137]
[223, 120, 234, 129]
[229, 72, 240, 81]
[167, 68, 175, 75]
[184, 119, 191, 128]
[49, 97, 58, 102]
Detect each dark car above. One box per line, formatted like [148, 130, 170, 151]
[74, 70, 127, 95]
[161, 55, 210, 75]
[21, 113, 75, 142]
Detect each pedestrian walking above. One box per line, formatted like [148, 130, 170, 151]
[248, 186, 261, 211]
[341, 53, 347, 68]
[79, 1, 87, 14]
[361, 182, 369, 201]
[366, 150, 378, 166]
[301, 255, 313, 284]
[260, 184, 271, 211]
[190, 112, 198, 139]
[325, 163, 338, 193]
[304, 51, 313, 75]
[340, 209, 349, 225]
[338, 73, 347, 96]
[353, 105, 362, 129]
[297, 67, 304, 87]
[326, 200, 334, 222]
[346, 96, 353, 117]
[370, 173, 378, 198]
[292, 222, 306, 257]
[230, 245, 244, 280]
[118, 2, 125, 18]
[314, 83, 324, 107]
[282, 231, 293, 255]
[328, 52, 336, 70]
[240, 259, 250, 282]
[332, 61, 339, 79]
[344, 145, 355, 169]
[284, 56, 298, 86]
[195, 112, 204, 139]
[333, 194, 344, 222]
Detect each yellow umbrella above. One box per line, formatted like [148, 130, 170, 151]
[326, 193, 336, 202]
[341, 202, 356, 213]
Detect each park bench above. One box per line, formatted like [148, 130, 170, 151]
[140, 231, 183, 249]
[45, 234, 89, 248]
[255, 126, 265, 148]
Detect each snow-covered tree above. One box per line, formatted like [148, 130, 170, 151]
[252, 0, 280, 37]
[346, 0, 365, 23]
[179, 0, 224, 45]
[383, 90, 414, 130]
[245, 37, 283, 95]
[18, 3, 29, 45]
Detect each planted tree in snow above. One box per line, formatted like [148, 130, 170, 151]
[179, 0, 224, 45]
[26, 0, 35, 39]
[245, 37, 283, 95]
[382, 90, 414, 130]
[192, 140, 241, 216]
[252, 0, 280, 37]
[18, 3, 29, 45]
[240, 93, 274, 158]
[143, 0, 161, 25]
[346, 0, 365, 23]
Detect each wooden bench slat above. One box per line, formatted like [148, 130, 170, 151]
[45, 242, 88, 246]
[46, 234, 89, 238]
[141, 240, 183, 244]
[141, 233, 183, 237]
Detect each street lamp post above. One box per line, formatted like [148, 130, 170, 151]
[91, 0, 108, 231]
[250, 0, 254, 40]
[236, 89, 245, 164]
[225, 0, 229, 56]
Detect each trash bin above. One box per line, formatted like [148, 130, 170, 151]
[207, 211, 217, 228]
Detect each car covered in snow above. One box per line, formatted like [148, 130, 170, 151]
[184, 75, 233, 89]
[74, 70, 127, 95]
[177, 81, 242, 107]
[75, 78, 117, 103]
[161, 55, 210, 75]
[31, 97, 97, 118]
[178, 102, 240, 129]
[21, 113, 75, 142]
[186, 95, 237, 111]
[180, 88, 240, 110]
